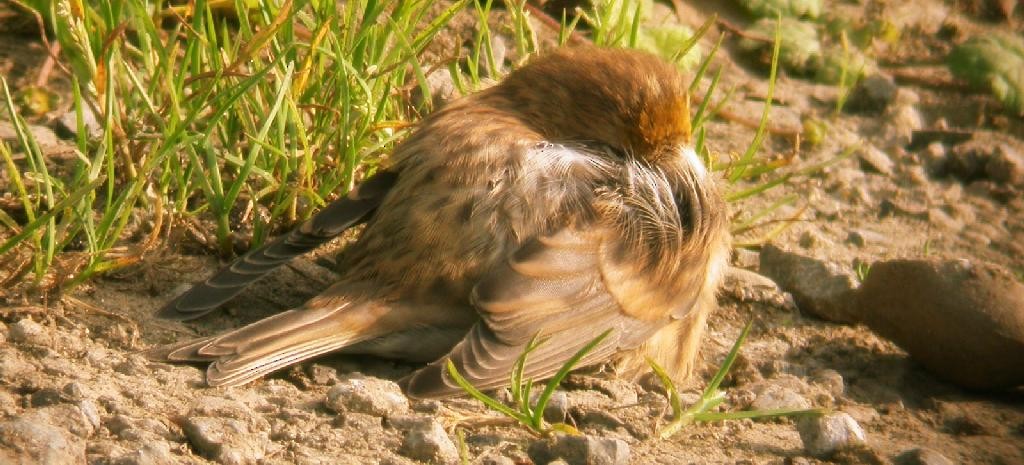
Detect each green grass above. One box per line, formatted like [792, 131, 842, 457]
[1, 1, 813, 291]
[649, 321, 825, 439]
[446, 329, 612, 437]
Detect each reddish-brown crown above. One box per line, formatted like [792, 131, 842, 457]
[494, 47, 691, 161]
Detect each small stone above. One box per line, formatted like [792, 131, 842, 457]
[527, 435, 630, 465]
[112, 440, 177, 465]
[78, 400, 102, 432]
[796, 412, 867, 458]
[9, 318, 49, 345]
[847, 229, 887, 247]
[732, 248, 760, 269]
[182, 417, 269, 465]
[894, 447, 955, 465]
[0, 418, 86, 465]
[759, 245, 859, 323]
[750, 384, 812, 411]
[55, 106, 102, 140]
[846, 74, 898, 113]
[476, 452, 516, 465]
[30, 387, 64, 407]
[985, 144, 1024, 186]
[722, 267, 794, 310]
[921, 142, 947, 175]
[325, 374, 409, 418]
[305, 364, 339, 386]
[859, 146, 895, 176]
[539, 390, 570, 424]
[948, 140, 990, 181]
[400, 419, 458, 465]
[798, 230, 822, 248]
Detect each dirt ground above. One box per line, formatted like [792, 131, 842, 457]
[2, 1, 1023, 464]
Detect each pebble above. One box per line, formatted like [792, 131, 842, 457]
[859, 145, 895, 176]
[324, 374, 410, 418]
[759, 245, 859, 323]
[0, 417, 86, 465]
[750, 384, 812, 411]
[182, 417, 270, 465]
[847, 228, 888, 247]
[112, 440, 177, 465]
[796, 412, 867, 458]
[921, 142, 947, 175]
[846, 74, 898, 113]
[723, 267, 796, 310]
[527, 435, 631, 465]
[985, 143, 1024, 186]
[55, 106, 102, 139]
[399, 419, 459, 465]
[855, 258, 1024, 389]
[9, 318, 49, 345]
[894, 447, 955, 465]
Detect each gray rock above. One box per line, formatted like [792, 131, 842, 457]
[9, 318, 49, 345]
[0, 417, 86, 465]
[55, 106, 102, 139]
[759, 245, 859, 323]
[400, 419, 459, 465]
[796, 412, 867, 458]
[325, 374, 409, 417]
[539, 390, 570, 424]
[182, 417, 269, 465]
[527, 435, 630, 465]
[855, 258, 1024, 389]
[894, 447, 955, 465]
[859, 145, 895, 176]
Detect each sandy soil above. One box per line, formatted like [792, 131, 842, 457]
[1, 1, 1023, 464]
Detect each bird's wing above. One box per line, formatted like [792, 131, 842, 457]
[146, 283, 412, 387]
[157, 170, 398, 321]
[401, 226, 702, 399]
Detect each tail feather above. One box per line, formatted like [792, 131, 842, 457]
[158, 170, 398, 321]
[146, 300, 389, 387]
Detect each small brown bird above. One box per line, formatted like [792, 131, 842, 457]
[150, 47, 730, 399]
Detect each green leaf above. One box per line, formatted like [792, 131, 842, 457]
[738, 0, 822, 19]
[739, 17, 820, 74]
[948, 33, 1024, 115]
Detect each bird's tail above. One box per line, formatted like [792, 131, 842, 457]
[157, 170, 398, 321]
[146, 299, 390, 387]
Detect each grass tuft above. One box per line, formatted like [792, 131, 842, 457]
[445, 329, 612, 437]
[649, 321, 826, 439]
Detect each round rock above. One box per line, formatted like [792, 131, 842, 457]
[855, 258, 1024, 389]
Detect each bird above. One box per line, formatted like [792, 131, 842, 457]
[148, 47, 730, 399]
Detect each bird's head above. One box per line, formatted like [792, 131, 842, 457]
[496, 47, 693, 164]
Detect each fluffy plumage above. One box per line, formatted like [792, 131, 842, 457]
[150, 47, 730, 398]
